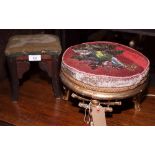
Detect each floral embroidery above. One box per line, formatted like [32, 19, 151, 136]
[72, 43, 136, 71]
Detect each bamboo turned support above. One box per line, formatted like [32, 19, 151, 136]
[72, 93, 115, 126]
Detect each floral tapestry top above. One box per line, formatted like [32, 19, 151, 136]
[62, 41, 149, 77]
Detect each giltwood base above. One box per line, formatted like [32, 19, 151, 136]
[61, 71, 147, 126]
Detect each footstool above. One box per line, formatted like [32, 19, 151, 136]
[5, 34, 62, 102]
[60, 41, 150, 126]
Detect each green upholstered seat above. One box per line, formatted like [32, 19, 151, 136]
[5, 34, 62, 56]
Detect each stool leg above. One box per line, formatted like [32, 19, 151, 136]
[133, 93, 141, 112]
[51, 55, 62, 99]
[63, 88, 70, 101]
[7, 57, 19, 102]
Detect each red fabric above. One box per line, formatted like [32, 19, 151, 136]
[63, 41, 149, 77]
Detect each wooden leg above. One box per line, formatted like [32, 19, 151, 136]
[51, 55, 62, 99]
[63, 88, 70, 101]
[7, 57, 19, 102]
[39, 55, 62, 99]
[133, 94, 141, 112]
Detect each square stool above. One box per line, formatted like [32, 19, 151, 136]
[5, 34, 62, 102]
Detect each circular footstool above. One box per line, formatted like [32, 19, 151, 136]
[60, 41, 150, 125]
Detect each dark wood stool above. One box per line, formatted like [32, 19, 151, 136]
[5, 34, 62, 102]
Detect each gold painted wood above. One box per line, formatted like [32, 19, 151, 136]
[60, 64, 148, 126]
[60, 71, 148, 100]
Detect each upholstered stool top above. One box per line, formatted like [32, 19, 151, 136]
[5, 34, 62, 56]
[61, 41, 149, 92]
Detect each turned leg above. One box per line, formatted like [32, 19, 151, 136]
[7, 57, 19, 102]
